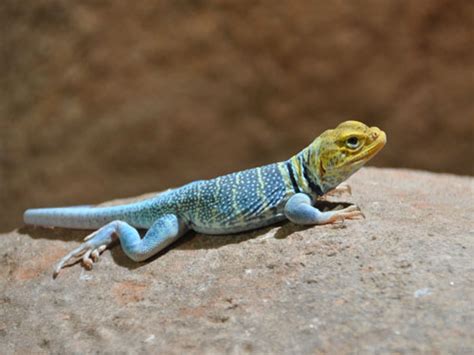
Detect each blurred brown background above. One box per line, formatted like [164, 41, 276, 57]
[1, 0, 473, 231]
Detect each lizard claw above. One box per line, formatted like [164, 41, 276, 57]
[53, 243, 89, 278]
[53, 242, 109, 278]
[91, 246, 103, 262]
[53, 227, 115, 278]
[83, 245, 107, 268]
[327, 205, 365, 224]
[91, 249, 100, 262]
[82, 249, 94, 270]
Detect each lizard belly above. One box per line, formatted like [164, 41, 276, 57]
[190, 209, 287, 234]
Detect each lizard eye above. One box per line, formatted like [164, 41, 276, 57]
[346, 137, 359, 149]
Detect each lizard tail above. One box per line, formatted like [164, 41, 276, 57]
[23, 201, 156, 229]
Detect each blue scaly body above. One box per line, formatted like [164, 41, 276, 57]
[25, 162, 315, 234]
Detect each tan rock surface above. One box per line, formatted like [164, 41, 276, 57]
[1, 168, 473, 353]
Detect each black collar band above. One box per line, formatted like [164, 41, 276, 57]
[286, 162, 301, 193]
[303, 167, 324, 196]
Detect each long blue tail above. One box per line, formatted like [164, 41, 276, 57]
[23, 200, 157, 229]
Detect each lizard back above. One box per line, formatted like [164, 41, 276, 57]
[175, 162, 295, 234]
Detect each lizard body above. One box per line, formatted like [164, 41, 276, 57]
[24, 121, 386, 277]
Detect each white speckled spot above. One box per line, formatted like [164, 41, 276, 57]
[144, 334, 155, 343]
[414, 288, 432, 298]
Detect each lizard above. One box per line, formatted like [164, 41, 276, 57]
[24, 120, 386, 277]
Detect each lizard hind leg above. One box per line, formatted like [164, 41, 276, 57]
[53, 225, 117, 278]
[53, 214, 187, 278]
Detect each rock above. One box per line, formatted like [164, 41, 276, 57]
[1, 168, 473, 353]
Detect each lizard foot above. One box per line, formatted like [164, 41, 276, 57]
[326, 205, 365, 224]
[53, 224, 117, 278]
[81, 245, 107, 270]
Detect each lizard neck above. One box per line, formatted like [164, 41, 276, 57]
[287, 148, 325, 197]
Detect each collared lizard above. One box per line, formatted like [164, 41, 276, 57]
[24, 121, 386, 277]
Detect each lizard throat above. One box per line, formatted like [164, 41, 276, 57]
[290, 154, 324, 196]
[302, 166, 324, 196]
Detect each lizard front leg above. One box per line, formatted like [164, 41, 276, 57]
[284, 193, 364, 225]
[54, 214, 187, 277]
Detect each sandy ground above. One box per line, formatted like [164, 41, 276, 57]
[1, 168, 473, 354]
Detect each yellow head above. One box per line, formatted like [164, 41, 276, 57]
[295, 121, 386, 194]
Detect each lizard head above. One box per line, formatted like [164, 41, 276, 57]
[302, 121, 386, 192]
